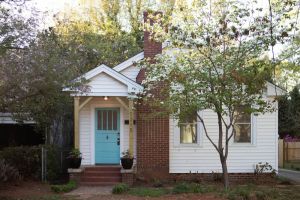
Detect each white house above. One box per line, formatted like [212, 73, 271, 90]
[64, 12, 285, 185]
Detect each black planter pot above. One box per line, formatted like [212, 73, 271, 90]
[67, 157, 82, 168]
[121, 158, 134, 169]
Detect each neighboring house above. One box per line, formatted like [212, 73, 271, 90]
[64, 12, 285, 185]
[0, 113, 44, 149]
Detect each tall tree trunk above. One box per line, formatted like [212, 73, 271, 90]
[217, 112, 229, 189]
[221, 156, 229, 189]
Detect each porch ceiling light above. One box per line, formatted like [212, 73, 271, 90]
[104, 96, 108, 101]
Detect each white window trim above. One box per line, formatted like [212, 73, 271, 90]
[173, 111, 203, 148]
[230, 113, 257, 147]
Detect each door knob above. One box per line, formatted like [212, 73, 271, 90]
[117, 138, 120, 146]
[106, 135, 109, 140]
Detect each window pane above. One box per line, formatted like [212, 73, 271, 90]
[97, 111, 102, 130]
[180, 123, 197, 144]
[103, 111, 107, 130]
[113, 111, 117, 130]
[236, 113, 251, 123]
[235, 107, 251, 122]
[234, 124, 251, 143]
[107, 110, 112, 130]
[234, 106, 251, 143]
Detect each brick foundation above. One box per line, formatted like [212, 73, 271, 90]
[68, 168, 83, 183]
[121, 169, 136, 186]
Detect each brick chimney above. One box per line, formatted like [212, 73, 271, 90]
[136, 11, 163, 84]
[136, 11, 169, 180]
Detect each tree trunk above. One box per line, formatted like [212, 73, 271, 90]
[217, 112, 229, 188]
[221, 157, 229, 189]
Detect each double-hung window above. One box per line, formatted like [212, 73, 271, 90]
[233, 106, 252, 143]
[180, 113, 197, 144]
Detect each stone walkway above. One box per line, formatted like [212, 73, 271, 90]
[65, 186, 113, 199]
[278, 168, 300, 184]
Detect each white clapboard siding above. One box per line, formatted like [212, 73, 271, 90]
[170, 102, 278, 173]
[88, 73, 128, 96]
[79, 104, 91, 165]
[79, 97, 137, 165]
[119, 66, 140, 81]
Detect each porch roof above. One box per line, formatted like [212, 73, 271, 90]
[63, 64, 143, 97]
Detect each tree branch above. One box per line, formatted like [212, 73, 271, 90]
[197, 112, 220, 154]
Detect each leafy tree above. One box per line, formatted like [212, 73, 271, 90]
[140, 0, 292, 188]
[278, 95, 293, 137]
[54, 18, 142, 67]
[277, 35, 300, 90]
[0, 29, 86, 146]
[278, 86, 300, 137]
[76, 0, 177, 47]
[289, 87, 300, 134]
[0, 3, 143, 146]
[0, 0, 37, 55]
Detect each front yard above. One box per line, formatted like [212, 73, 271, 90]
[1, 179, 300, 200]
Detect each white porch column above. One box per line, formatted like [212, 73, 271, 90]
[128, 98, 134, 156]
[74, 96, 80, 149]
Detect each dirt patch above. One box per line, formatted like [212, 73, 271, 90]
[0, 181, 53, 199]
[87, 194, 224, 200]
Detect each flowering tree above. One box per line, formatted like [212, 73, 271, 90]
[141, 0, 294, 188]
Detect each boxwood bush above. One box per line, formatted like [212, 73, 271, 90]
[0, 145, 62, 181]
[51, 180, 77, 193]
[112, 183, 129, 194]
[0, 159, 21, 182]
[0, 146, 41, 178]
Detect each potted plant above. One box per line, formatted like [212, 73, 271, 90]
[67, 149, 82, 168]
[121, 150, 134, 169]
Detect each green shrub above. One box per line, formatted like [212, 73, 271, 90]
[190, 183, 206, 193]
[128, 187, 169, 197]
[43, 146, 61, 181]
[50, 180, 77, 193]
[0, 146, 41, 178]
[172, 182, 190, 194]
[0, 159, 21, 182]
[0, 145, 62, 181]
[112, 183, 129, 194]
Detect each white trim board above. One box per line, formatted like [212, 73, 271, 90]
[64, 65, 143, 96]
[113, 41, 169, 72]
[113, 52, 144, 72]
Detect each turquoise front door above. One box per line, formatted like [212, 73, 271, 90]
[95, 108, 120, 164]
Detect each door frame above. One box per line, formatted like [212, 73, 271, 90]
[90, 102, 124, 165]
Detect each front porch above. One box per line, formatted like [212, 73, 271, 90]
[73, 96, 137, 166]
[63, 64, 142, 185]
[63, 64, 143, 167]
